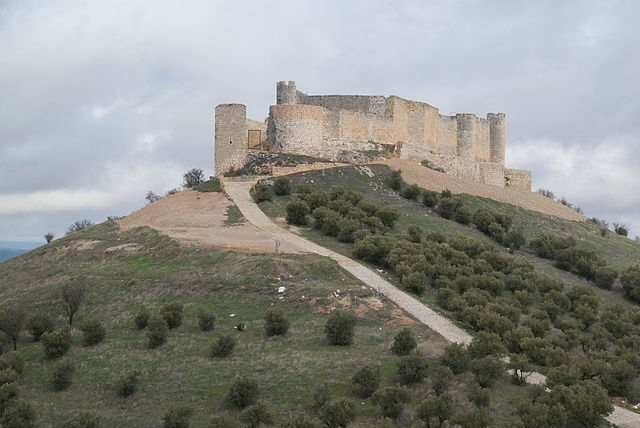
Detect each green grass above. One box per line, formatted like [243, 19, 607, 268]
[0, 222, 456, 427]
[223, 205, 246, 226]
[193, 178, 221, 192]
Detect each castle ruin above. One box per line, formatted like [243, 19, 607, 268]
[214, 81, 531, 190]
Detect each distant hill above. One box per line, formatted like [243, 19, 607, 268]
[0, 248, 26, 262]
[0, 241, 41, 262]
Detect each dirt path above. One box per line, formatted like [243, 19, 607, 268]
[222, 178, 639, 428]
[383, 158, 585, 221]
[116, 190, 304, 254]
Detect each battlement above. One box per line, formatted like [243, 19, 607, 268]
[214, 81, 530, 191]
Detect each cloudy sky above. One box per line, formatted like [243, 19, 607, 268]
[1, 0, 639, 242]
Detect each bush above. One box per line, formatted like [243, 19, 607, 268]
[621, 266, 640, 303]
[26, 313, 54, 341]
[240, 402, 273, 428]
[400, 184, 421, 200]
[318, 399, 356, 428]
[161, 302, 183, 329]
[134, 309, 150, 330]
[0, 369, 18, 387]
[313, 383, 332, 408]
[273, 177, 292, 196]
[251, 184, 273, 203]
[441, 343, 470, 374]
[374, 207, 400, 228]
[281, 414, 321, 428]
[197, 310, 216, 331]
[79, 318, 106, 346]
[0, 309, 26, 351]
[371, 387, 411, 419]
[401, 271, 427, 295]
[264, 309, 290, 336]
[115, 370, 139, 398]
[41, 326, 72, 359]
[471, 356, 503, 388]
[296, 184, 314, 195]
[52, 359, 75, 391]
[227, 376, 259, 409]
[397, 353, 429, 385]
[337, 218, 361, 243]
[391, 328, 417, 356]
[0, 383, 18, 416]
[306, 191, 329, 211]
[614, 223, 629, 236]
[594, 266, 617, 290]
[435, 197, 462, 220]
[210, 334, 236, 358]
[431, 365, 454, 395]
[422, 190, 439, 208]
[162, 405, 193, 428]
[454, 205, 473, 225]
[146, 315, 168, 348]
[468, 383, 491, 408]
[207, 414, 242, 428]
[286, 200, 310, 226]
[59, 412, 101, 428]
[351, 365, 380, 398]
[0, 352, 24, 376]
[0, 400, 36, 428]
[417, 393, 454, 427]
[325, 311, 357, 346]
[389, 169, 403, 190]
[183, 168, 204, 188]
[505, 228, 526, 250]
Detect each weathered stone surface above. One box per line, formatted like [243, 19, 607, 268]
[214, 81, 531, 190]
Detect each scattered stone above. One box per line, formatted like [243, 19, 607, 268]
[229, 313, 236, 318]
[277, 286, 286, 294]
[104, 243, 141, 253]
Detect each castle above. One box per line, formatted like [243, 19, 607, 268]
[214, 81, 531, 190]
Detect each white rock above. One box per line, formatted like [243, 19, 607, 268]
[229, 314, 236, 318]
[277, 286, 286, 293]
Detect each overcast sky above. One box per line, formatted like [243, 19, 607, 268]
[1, 0, 639, 242]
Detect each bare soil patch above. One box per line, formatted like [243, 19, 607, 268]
[117, 190, 303, 253]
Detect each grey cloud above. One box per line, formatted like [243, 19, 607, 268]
[0, 0, 638, 240]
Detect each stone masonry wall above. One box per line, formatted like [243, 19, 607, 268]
[214, 104, 249, 176]
[505, 168, 532, 191]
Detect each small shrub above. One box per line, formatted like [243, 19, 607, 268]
[454, 205, 473, 225]
[374, 207, 400, 228]
[240, 402, 273, 428]
[115, 370, 139, 398]
[468, 383, 491, 408]
[41, 326, 72, 359]
[146, 315, 168, 348]
[325, 311, 357, 346]
[281, 414, 321, 428]
[505, 228, 526, 250]
[296, 184, 314, 195]
[397, 353, 429, 385]
[621, 266, 640, 303]
[431, 365, 454, 395]
[264, 309, 290, 336]
[313, 383, 332, 408]
[134, 309, 150, 330]
[207, 413, 242, 428]
[371, 387, 411, 419]
[400, 184, 421, 200]
[417, 393, 454, 427]
[0, 400, 36, 428]
[306, 191, 330, 211]
[162, 405, 193, 428]
[210, 334, 236, 358]
[435, 197, 461, 219]
[594, 267, 618, 290]
[391, 328, 417, 356]
[227, 376, 259, 409]
[197, 310, 216, 331]
[401, 271, 427, 295]
[422, 190, 439, 208]
[26, 313, 54, 341]
[614, 223, 629, 237]
[0, 352, 24, 376]
[389, 169, 403, 190]
[52, 360, 75, 391]
[161, 302, 183, 329]
[441, 343, 470, 374]
[286, 200, 310, 226]
[318, 398, 356, 428]
[59, 412, 101, 428]
[407, 225, 423, 243]
[0, 369, 18, 387]
[0, 383, 18, 416]
[79, 318, 106, 346]
[251, 184, 273, 203]
[273, 177, 292, 196]
[351, 365, 380, 398]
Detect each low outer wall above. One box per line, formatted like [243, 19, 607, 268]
[505, 168, 532, 191]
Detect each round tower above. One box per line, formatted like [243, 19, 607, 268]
[488, 113, 506, 165]
[456, 113, 476, 160]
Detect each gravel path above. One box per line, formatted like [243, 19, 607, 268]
[222, 178, 639, 428]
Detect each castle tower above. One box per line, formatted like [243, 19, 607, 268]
[214, 104, 248, 177]
[487, 113, 506, 165]
[276, 81, 297, 104]
[456, 114, 477, 160]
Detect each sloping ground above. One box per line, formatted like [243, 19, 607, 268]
[383, 158, 585, 221]
[117, 190, 303, 253]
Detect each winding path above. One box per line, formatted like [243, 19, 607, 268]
[222, 178, 639, 428]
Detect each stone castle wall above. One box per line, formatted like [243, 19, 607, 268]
[214, 81, 531, 191]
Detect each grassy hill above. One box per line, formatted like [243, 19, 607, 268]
[0, 221, 468, 427]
